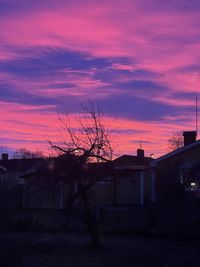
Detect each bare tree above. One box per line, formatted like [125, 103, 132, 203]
[48, 101, 113, 248]
[168, 131, 183, 151]
[13, 148, 44, 159]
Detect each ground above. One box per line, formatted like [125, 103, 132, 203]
[0, 232, 200, 267]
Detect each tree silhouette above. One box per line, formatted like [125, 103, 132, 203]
[48, 101, 113, 248]
[13, 148, 43, 159]
[168, 131, 183, 151]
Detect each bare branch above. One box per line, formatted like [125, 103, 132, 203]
[49, 101, 113, 162]
[168, 131, 183, 151]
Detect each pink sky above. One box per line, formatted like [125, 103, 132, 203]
[1, 0, 200, 158]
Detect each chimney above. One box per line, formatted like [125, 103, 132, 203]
[2, 153, 8, 161]
[183, 131, 197, 146]
[137, 148, 144, 159]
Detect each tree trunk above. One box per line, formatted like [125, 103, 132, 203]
[63, 184, 75, 230]
[113, 176, 117, 206]
[81, 191, 101, 249]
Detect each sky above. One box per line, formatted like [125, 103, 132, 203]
[1, 0, 200, 158]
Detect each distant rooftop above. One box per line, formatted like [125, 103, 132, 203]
[0, 158, 43, 172]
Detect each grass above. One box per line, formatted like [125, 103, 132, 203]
[0, 232, 200, 267]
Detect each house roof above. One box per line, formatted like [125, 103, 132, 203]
[21, 155, 112, 180]
[151, 139, 200, 167]
[0, 158, 43, 172]
[114, 165, 149, 171]
[0, 165, 7, 172]
[113, 154, 152, 170]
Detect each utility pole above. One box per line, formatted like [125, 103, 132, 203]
[196, 97, 198, 137]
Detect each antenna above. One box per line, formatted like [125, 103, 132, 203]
[196, 97, 198, 137]
[139, 137, 142, 149]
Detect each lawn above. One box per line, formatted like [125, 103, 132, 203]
[0, 232, 199, 267]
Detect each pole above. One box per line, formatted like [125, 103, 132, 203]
[196, 97, 198, 137]
[139, 171, 144, 206]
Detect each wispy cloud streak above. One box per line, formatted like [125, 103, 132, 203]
[1, 0, 200, 157]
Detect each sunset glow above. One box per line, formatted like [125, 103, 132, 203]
[1, 0, 200, 158]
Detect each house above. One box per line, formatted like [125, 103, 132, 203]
[0, 148, 155, 209]
[20, 150, 154, 209]
[21, 155, 76, 209]
[112, 149, 153, 206]
[0, 164, 6, 177]
[89, 149, 154, 207]
[21, 155, 113, 209]
[0, 154, 42, 208]
[151, 131, 200, 205]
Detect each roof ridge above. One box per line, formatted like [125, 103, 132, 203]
[151, 139, 200, 166]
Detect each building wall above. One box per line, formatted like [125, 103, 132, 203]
[143, 170, 153, 204]
[0, 171, 24, 208]
[23, 170, 153, 209]
[89, 170, 153, 206]
[155, 144, 200, 204]
[156, 144, 200, 187]
[23, 175, 71, 209]
[115, 175, 140, 205]
[89, 181, 113, 206]
[158, 144, 200, 169]
[89, 176, 141, 206]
